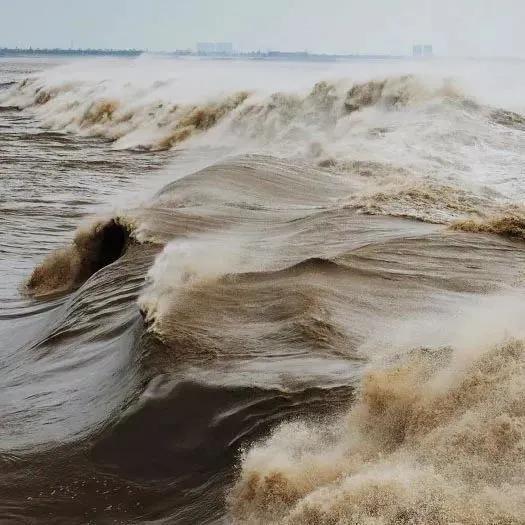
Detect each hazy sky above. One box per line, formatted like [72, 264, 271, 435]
[1, 0, 523, 57]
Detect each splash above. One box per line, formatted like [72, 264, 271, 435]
[452, 209, 525, 240]
[138, 236, 250, 326]
[229, 336, 525, 524]
[156, 92, 249, 150]
[343, 75, 458, 113]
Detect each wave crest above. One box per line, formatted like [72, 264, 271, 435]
[348, 181, 492, 223]
[343, 75, 456, 113]
[3, 72, 470, 153]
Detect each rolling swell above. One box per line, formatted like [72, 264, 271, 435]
[7, 152, 525, 525]
[1, 379, 353, 525]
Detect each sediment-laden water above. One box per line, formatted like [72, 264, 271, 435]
[1, 56, 524, 524]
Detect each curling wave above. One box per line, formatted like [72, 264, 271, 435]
[26, 217, 133, 296]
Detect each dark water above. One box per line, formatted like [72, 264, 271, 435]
[1, 58, 524, 524]
[0, 60, 357, 525]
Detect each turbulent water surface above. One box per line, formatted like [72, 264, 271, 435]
[1, 56, 524, 524]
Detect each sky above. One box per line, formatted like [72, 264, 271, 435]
[0, 0, 523, 57]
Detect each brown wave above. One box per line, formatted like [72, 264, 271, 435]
[80, 100, 120, 127]
[490, 109, 525, 131]
[349, 182, 492, 224]
[344, 78, 396, 113]
[19, 79, 250, 150]
[226, 76, 461, 146]
[316, 157, 497, 224]
[343, 75, 462, 114]
[34, 88, 54, 105]
[233, 76, 433, 133]
[229, 338, 525, 524]
[156, 91, 249, 150]
[318, 159, 408, 176]
[26, 218, 132, 296]
[12, 74, 477, 152]
[451, 210, 525, 240]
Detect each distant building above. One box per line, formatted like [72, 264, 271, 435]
[215, 42, 233, 55]
[196, 42, 234, 55]
[197, 42, 216, 55]
[413, 44, 433, 58]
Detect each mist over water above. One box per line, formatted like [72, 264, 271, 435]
[1, 55, 524, 524]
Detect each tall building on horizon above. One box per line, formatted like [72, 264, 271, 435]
[196, 42, 216, 55]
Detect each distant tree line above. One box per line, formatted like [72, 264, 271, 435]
[0, 47, 404, 61]
[0, 47, 142, 57]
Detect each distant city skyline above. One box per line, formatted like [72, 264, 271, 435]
[0, 42, 408, 57]
[0, 0, 524, 58]
[0, 45, 408, 61]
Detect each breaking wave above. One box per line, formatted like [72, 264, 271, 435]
[229, 335, 525, 524]
[452, 208, 525, 240]
[4, 59, 524, 221]
[138, 236, 247, 327]
[1, 71, 469, 152]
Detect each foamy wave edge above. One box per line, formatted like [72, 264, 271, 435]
[3, 75, 468, 151]
[228, 332, 525, 524]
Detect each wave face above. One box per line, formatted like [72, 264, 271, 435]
[1, 56, 525, 524]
